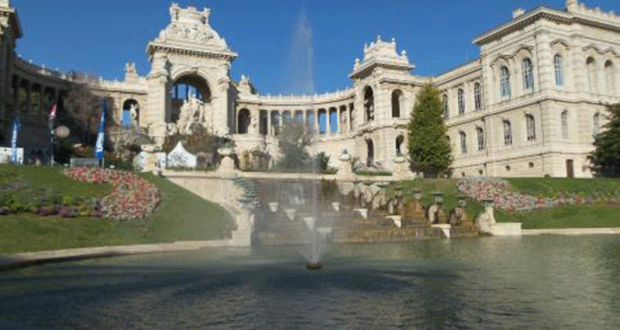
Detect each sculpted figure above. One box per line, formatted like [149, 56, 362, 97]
[476, 201, 497, 234]
[426, 203, 446, 224]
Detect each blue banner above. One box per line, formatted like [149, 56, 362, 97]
[10, 118, 21, 164]
[95, 100, 106, 161]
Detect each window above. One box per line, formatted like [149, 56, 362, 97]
[561, 110, 569, 139]
[392, 90, 403, 118]
[443, 94, 449, 118]
[474, 83, 482, 111]
[476, 127, 485, 151]
[605, 61, 615, 95]
[587, 57, 597, 93]
[503, 120, 513, 146]
[554, 54, 565, 88]
[593, 113, 600, 137]
[460, 132, 468, 154]
[522, 58, 534, 91]
[458, 89, 465, 115]
[526, 115, 536, 141]
[500, 66, 511, 98]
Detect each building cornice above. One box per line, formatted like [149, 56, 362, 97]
[473, 7, 620, 46]
[147, 42, 238, 62]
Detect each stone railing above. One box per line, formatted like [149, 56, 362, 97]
[14, 57, 65, 79]
[254, 88, 355, 104]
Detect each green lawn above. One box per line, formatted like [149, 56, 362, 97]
[507, 177, 620, 197]
[394, 178, 620, 230]
[0, 166, 236, 255]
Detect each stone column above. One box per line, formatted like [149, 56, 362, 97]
[39, 86, 45, 114]
[535, 33, 554, 92]
[337, 107, 342, 133]
[314, 110, 319, 132]
[266, 110, 272, 136]
[25, 81, 32, 113]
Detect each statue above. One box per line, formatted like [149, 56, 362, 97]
[176, 93, 208, 135]
[403, 189, 425, 219]
[130, 103, 139, 127]
[125, 62, 137, 76]
[476, 199, 497, 234]
[426, 193, 447, 224]
[449, 197, 471, 227]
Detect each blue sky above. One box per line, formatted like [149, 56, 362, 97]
[10, 0, 619, 94]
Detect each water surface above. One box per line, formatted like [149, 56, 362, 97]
[1, 236, 619, 329]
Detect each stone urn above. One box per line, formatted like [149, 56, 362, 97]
[217, 147, 236, 176]
[331, 202, 341, 212]
[285, 208, 297, 221]
[268, 202, 279, 213]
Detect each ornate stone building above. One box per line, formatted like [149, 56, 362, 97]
[1, 0, 619, 177]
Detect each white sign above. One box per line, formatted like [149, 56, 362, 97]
[0, 147, 24, 164]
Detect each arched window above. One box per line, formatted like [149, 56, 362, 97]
[503, 120, 513, 146]
[460, 132, 468, 154]
[366, 139, 374, 166]
[593, 112, 600, 137]
[474, 83, 482, 111]
[122, 99, 139, 128]
[392, 90, 403, 118]
[500, 66, 511, 98]
[587, 57, 597, 93]
[364, 87, 375, 122]
[605, 61, 615, 95]
[526, 114, 536, 141]
[476, 127, 485, 151]
[237, 109, 251, 134]
[561, 110, 569, 139]
[395, 136, 405, 155]
[522, 58, 534, 91]
[458, 88, 465, 115]
[442, 94, 449, 118]
[554, 54, 565, 88]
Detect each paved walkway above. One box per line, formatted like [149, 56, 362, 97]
[0, 240, 232, 272]
[523, 228, 620, 236]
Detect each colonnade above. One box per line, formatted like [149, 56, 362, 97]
[240, 103, 355, 136]
[11, 74, 62, 115]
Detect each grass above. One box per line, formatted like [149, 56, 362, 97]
[507, 177, 620, 197]
[0, 166, 236, 255]
[393, 177, 620, 230]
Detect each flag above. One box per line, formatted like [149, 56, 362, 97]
[49, 103, 57, 121]
[48, 103, 57, 135]
[95, 100, 106, 162]
[11, 118, 21, 164]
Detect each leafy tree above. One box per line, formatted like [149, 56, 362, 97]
[589, 103, 620, 177]
[407, 84, 453, 177]
[275, 121, 313, 171]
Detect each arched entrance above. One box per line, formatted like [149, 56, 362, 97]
[396, 135, 405, 155]
[122, 99, 139, 128]
[366, 139, 374, 167]
[170, 75, 212, 132]
[238, 109, 251, 134]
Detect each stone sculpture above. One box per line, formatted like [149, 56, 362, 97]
[476, 199, 497, 234]
[426, 193, 446, 224]
[449, 197, 470, 227]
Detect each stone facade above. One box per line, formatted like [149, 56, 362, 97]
[1, 1, 619, 177]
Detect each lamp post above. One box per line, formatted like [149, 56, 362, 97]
[51, 125, 70, 166]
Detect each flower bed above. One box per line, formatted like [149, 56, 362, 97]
[64, 168, 160, 220]
[457, 178, 620, 213]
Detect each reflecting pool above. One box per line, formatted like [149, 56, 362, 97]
[1, 236, 620, 329]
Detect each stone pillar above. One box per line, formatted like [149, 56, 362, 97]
[25, 81, 32, 113]
[147, 75, 169, 142]
[314, 110, 319, 132]
[39, 86, 45, 114]
[267, 110, 272, 136]
[535, 33, 554, 92]
[337, 107, 341, 133]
